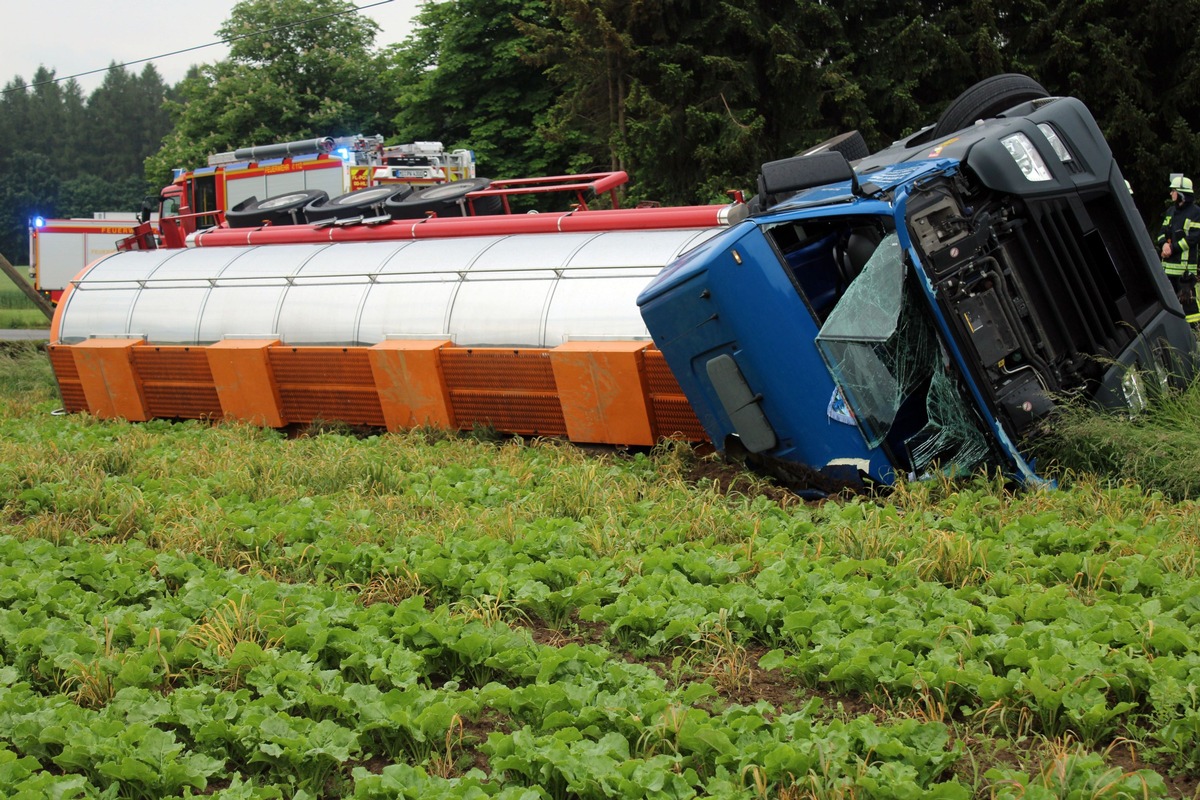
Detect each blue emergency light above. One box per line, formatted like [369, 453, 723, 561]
[32, 215, 45, 229]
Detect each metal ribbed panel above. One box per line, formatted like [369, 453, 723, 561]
[48, 346, 86, 412]
[441, 349, 567, 435]
[643, 350, 683, 394]
[449, 391, 568, 436]
[131, 347, 221, 419]
[651, 397, 707, 441]
[643, 349, 705, 439]
[441, 349, 558, 389]
[130, 347, 211, 381]
[267, 348, 386, 426]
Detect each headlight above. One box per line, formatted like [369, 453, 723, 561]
[1036, 123, 1073, 163]
[1121, 368, 1147, 412]
[1001, 133, 1052, 182]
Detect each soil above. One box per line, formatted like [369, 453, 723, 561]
[682, 451, 868, 505]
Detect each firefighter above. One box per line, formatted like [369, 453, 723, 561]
[1158, 175, 1200, 323]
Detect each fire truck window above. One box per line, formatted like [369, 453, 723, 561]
[161, 196, 180, 217]
[194, 177, 219, 229]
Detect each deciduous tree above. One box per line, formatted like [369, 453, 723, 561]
[389, 0, 571, 182]
[146, 0, 401, 186]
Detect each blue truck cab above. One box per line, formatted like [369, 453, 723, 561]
[637, 77, 1196, 486]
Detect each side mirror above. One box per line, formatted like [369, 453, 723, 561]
[760, 151, 858, 197]
[138, 196, 156, 224]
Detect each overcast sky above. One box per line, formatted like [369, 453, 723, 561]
[0, 0, 427, 95]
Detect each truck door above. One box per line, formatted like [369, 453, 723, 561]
[193, 174, 220, 229]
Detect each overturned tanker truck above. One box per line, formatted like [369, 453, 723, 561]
[47, 75, 1197, 487]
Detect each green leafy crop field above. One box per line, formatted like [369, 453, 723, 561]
[2, 342, 1199, 799]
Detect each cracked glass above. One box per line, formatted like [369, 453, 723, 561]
[816, 231, 990, 474]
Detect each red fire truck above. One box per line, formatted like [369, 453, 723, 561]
[28, 214, 145, 303]
[153, 135, 476, 246]
[29, 136, 476, 299]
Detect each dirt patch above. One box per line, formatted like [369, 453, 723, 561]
[459, 709, 511, 776]
[684, 457, 800, 505]
[353, 755, 390, 776]
[719, 649, 805, 711]
[684, 453, 867, 505]
[1106, 745, 1199, 799]
[525, 617, 607, 647]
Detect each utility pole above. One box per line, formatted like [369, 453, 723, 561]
[0, 252, 54, 321]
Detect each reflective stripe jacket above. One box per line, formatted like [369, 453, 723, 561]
[1158, 198, 1200, 274]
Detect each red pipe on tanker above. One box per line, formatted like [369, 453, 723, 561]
[190, 204, 746, 248]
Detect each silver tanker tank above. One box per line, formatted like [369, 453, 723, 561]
[53, 228, 722, 348]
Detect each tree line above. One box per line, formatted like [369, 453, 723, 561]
[0, 65, 172, 262]
[2, 0, 1198, 263]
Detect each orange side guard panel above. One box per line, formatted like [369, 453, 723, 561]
[70, 339, 149, 421]
[549, 341, 655, 446]
[205, 339, 285, 427]
[48, 339, 705, 444]
[368, 340, 455, 430]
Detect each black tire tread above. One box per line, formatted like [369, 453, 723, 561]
[226, 189, 328, 229]
[800, 130, 871, 162]
[304, 185, 414, 223]
[386, 178, 503, 219]
[932, 74, 1049, 139]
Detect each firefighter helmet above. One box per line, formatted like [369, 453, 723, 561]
[1170, 175, 1194, 195]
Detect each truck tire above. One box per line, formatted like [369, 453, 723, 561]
[799, 130, 870, 162]
[386, 178, 504, 219]
[226, 190, 329, 229]
[932, 74, 1049, 139]
[303, 185, 415, 223]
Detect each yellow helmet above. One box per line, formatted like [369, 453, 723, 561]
[1170, 175, 1194, 195]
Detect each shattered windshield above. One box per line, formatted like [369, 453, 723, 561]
[816, 233, 930, 447]
[815, 232, 990, 474]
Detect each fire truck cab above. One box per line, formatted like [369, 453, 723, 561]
[152, 136, 475, 246]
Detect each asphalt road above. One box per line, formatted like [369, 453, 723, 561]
[0, 329, 51, 341]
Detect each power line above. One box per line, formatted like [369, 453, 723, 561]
[1, 0, 395, 95]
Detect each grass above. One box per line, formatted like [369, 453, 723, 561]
[1027, 372, 1200, 499]
[0, 341, 58, 410]
[5, 345, 1200, 797]
[0, 268, 51, 328]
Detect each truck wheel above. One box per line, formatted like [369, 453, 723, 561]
[932, 74, 1049, 139]
[303, 185, 415, 223]
[226, 190, 329, 228]
[386, 178, 503, 219]
[799, 130, 870, 162]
